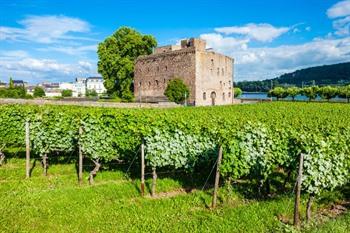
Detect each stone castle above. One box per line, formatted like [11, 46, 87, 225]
[134, 38, 234, 106]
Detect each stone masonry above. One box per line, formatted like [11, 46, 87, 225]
[134, 38, 234, 106]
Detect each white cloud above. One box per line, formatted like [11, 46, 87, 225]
[327, 0, 350, 18]
[214, 23, 290, 42]
[0, 15, 92, 44]
[201, 32, 350, 81]
[0, 51, 96, 83]
[37, 44, 97, 55]
[327, 1, 350, 36]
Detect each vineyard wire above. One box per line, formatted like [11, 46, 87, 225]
[124, 146, 141, 180]
[201, 155, 219, 191]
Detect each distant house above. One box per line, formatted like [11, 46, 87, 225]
[86, 77, 106, 95]
[72, 77, 106, 97]
[0, 82, 6, 88]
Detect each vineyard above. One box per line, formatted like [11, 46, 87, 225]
[0, 102, 349, 232]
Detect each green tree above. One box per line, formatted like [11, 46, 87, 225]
[233, 87, 242, 98]
[268, 87, 288, 101]
[97, 27, 157, 101]
[338, 85, 350, 103]
[164, 78, 190, 104]
[86, 89, 98, 98]
[33, 87, 45, 98]
[302, 86, 319, 102]
[61, 89, 73, 97]
[318, 86, 338, 101]
[9, 77, 14, 89]
[286, 87, 300, 101]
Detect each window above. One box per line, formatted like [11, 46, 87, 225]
[211, 59, 214, 66]
[139, 81, 142, 87]
[148, 81, 151, 87]
[203, 92, 206, 100]
[223, 92, 225, 100]
[217, 68, 220, 76]
[222, 68, 224, 76]
[164, 79, 166, 83]
[165, 66, 168, 71]
[155, 80, 159, 86]
[228, 81, 231, 87]
[147, 67, 150, 72]
[228, 92, 231, 98]
[220, 81, 222, 86]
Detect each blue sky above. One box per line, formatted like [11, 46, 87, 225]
[1, 0, 350, 83]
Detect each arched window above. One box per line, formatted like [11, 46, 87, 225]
[155, 80, 159, 86]
[211, 59, 214, 66]
[203, 92, 206, 100]
[223, 92, 225, 100]
[138, 81, 142, 87]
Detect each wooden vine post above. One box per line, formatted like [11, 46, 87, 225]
[212, 145, 223, 208]
[141, 142, 145, 196]
[43, 154, 48, 176]
[151, 168, 157, 197]
[78, 126, 83, 185]
[294, 153, 304, 228]
[25, 121, 30, 178]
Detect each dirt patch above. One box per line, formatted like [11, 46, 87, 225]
[146, 188, 196, 199]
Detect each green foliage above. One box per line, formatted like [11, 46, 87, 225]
[318, 86, 338, 101]
[233, 87, 242, 98]
[286, 87, 300, 101]
[145, 129, 216, 169]
[97, 26, 157, 101]
[164, 78, 190, 104]
[268, 87, 288, 100]
[61, 89, 73, 97]
[33, 87, 45, 98]
[0, 102, 349, 200]
[338, 85, 350, 102]
[9, 77, 14, 89]
[302, 86, 320, 101]
[86, 89, 98, 97]
[0, 86, 26, 98]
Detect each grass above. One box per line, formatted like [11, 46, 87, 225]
[0, 157, 348, 233]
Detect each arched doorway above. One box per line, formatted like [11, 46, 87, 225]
[210, 91, 216, 106]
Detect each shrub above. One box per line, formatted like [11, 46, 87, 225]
[33, 87, 45, 98]
[233, 87, 242, 98]
[61, 89, 73, 97]
[164, 78, 190, 104]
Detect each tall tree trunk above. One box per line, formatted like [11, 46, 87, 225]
[306, 194, 314, 222]
[89, 159, 101, 185]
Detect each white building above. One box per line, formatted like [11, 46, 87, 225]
[72, 77, 106, 97]
[59, 82, 74, 91]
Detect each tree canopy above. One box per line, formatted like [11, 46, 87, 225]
[164, 78, 190, 104]
[33, 87, 45, 98]
[97, 27, 157, 101]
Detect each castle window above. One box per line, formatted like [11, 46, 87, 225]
[203, 92, 206, 100]
[220, 81, 222, 86]
[222, 68, 224, 76]
[211, 59, 214, 66]
[228, 92, 231, 98]
[223, 92, 225, 100]
[165, 66, 168, 71]
[148, 81, 151, 87]
[217, 68, 220, 76]
[224, 82, 226, 87]
[138, 82, 142, 87]
[155, 80, 159, 86]
[164, 78, 166, 83]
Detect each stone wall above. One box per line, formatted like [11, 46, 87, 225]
[195, 51, 233, 106]
[134, 48, 197, 104]
[134, 38, 234, 106]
